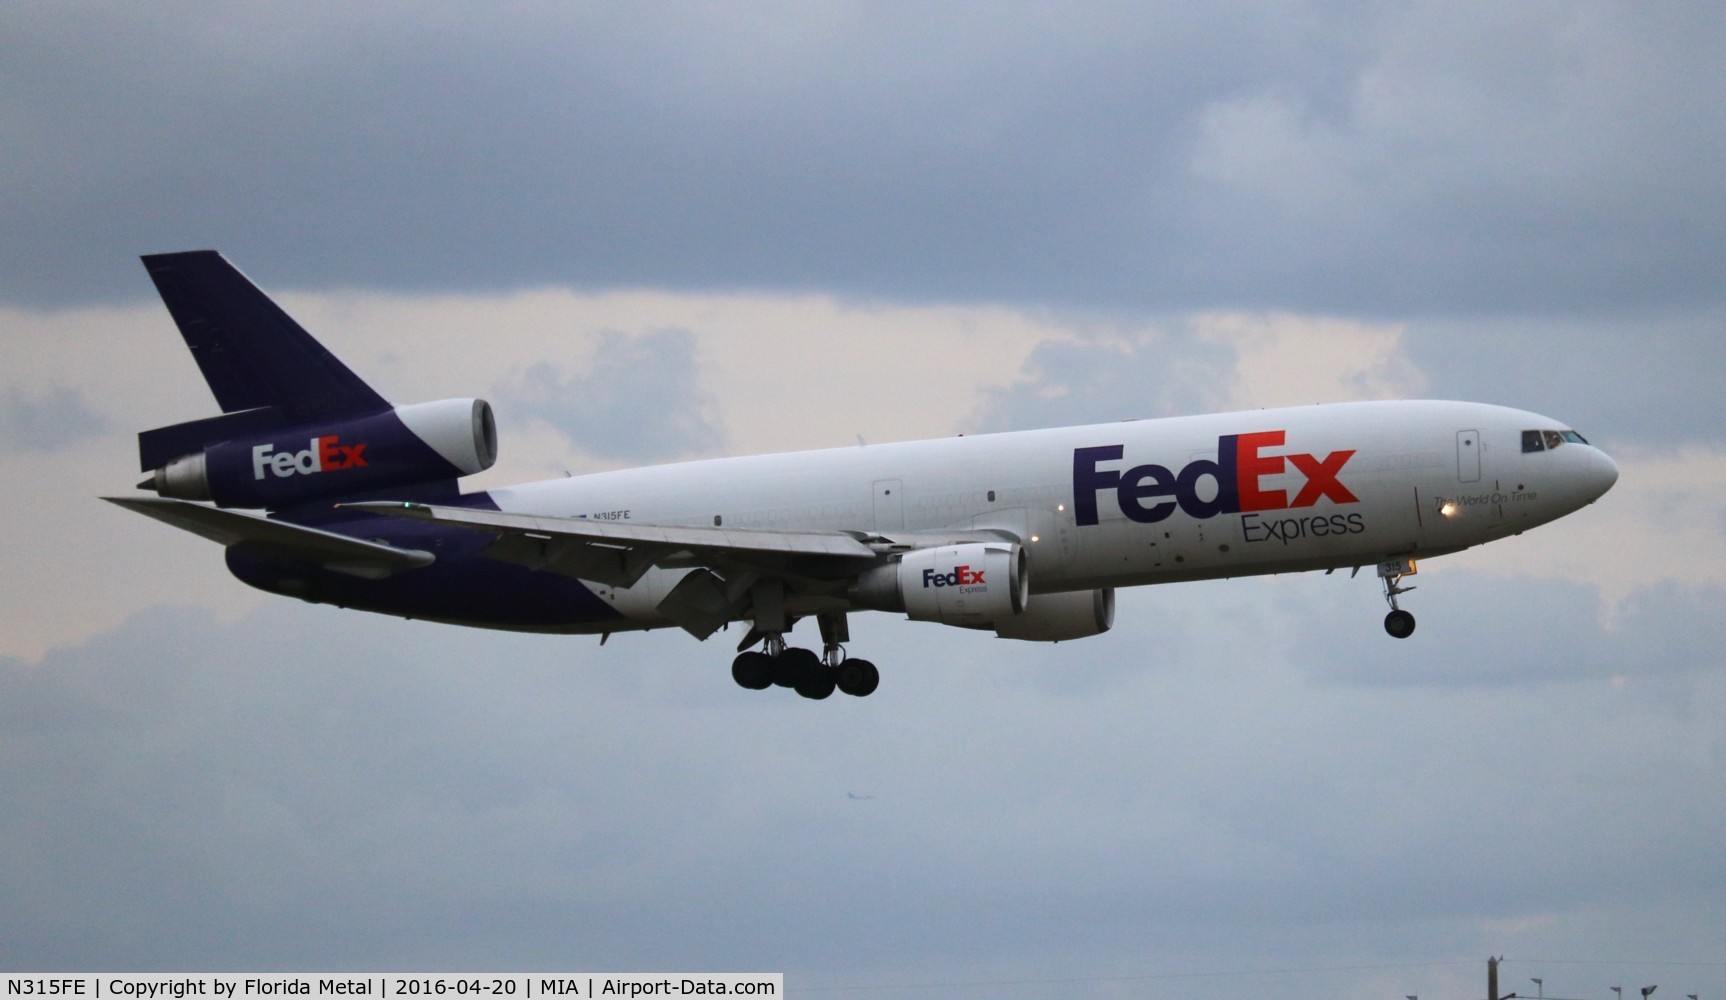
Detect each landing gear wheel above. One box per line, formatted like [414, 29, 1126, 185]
[836, 658, 880, 697]
[773, 647, 821, 688]
[795, 668, 837, 700]
[731, 651, 774, 690]
[1377, 557, 1419, 639]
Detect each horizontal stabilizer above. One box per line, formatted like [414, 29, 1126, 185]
[137, 406, 288, 473]
[105, 496, 433, 579]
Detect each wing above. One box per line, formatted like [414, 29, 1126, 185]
[105, 496, 434, 579]
[337, 500, 882, 588]
[343, 502, 1020, 640]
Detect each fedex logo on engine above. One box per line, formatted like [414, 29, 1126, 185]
[251, 436, 370, 480]
[1073, 431, 1358, 526]
[922, 565, 986, 588]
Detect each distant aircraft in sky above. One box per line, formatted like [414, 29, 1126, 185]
[109, 252, 1618, 699]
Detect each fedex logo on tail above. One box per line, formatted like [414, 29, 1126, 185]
[1073, 431, 1357, 526]
[252, 436, 369, 480]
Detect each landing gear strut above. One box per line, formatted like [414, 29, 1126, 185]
[1378, 556, 1417, 639]
[729, 613, 878, 698]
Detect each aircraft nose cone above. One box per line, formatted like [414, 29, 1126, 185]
[1584, 446, 1620, 500]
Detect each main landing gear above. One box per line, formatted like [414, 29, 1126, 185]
[730, 641, 879, 699]
[1378, 556, 1417, 639]
[730, 613, 879, 699]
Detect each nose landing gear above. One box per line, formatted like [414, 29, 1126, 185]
[1378, 556, 1418, 639]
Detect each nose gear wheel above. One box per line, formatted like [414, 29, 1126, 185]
[1377, 557, 1418, 639]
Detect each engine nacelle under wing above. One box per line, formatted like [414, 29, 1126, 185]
[991, 588, 1115, 641]
[141, 398, 497, 509]
[851, 542, 1027, 626]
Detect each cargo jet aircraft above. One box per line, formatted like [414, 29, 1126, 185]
[108, 252, 1620, 699]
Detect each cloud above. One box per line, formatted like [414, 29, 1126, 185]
[1182, 3, 1726, 316]
[0, 383, 109, 453]
[971, 311, 1426, 433]
[1456, 443, 1726, 611]
[6, 5, 1724, 323]
[494, 329, 726, 464]
[1399, 309, 1726, 451]
[970, 322, 1237, 432]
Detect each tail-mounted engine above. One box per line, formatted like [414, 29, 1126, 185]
[139, 398, 497, 509]
[850, 542, 1027, 626]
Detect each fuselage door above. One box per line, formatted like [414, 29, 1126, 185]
[1456, 430, 1481, 483]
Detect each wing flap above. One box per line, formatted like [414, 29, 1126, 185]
[105, 496, 434, 579]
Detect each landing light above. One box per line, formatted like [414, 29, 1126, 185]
[1440, 501, 1458, 517]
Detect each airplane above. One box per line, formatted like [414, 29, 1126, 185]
[107, 251, 1620, 699]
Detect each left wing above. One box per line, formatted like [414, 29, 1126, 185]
[340, 501, 1018, 640]
[350, 500, 1021, 642]
[339, 500, 885, 589]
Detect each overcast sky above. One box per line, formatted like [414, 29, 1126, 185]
[3, 4, 1724, 998]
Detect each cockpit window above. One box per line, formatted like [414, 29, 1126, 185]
[1524, 428, 1591, 452]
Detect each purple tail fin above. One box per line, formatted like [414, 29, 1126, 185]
[137, 250, 389, 470]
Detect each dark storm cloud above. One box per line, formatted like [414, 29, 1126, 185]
[493, 328, 726, 462]
[7, 3, 1724, 321]
[0, 383, 110, 452]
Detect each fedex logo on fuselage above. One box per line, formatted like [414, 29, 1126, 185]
[251, 436, 369, 480]
[1073, 431, 1358, 526]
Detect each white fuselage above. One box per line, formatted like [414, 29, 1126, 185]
[481, 400, 1619, 628]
